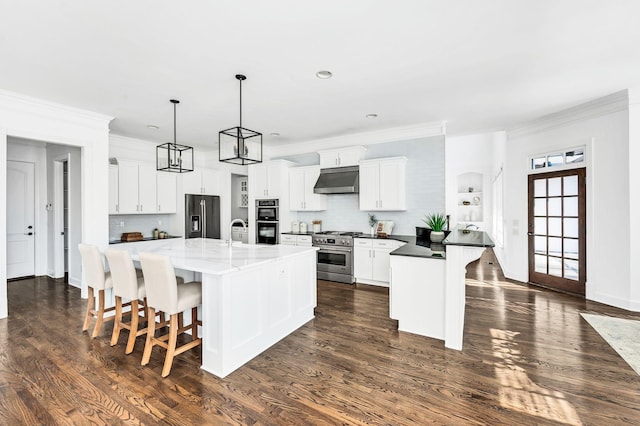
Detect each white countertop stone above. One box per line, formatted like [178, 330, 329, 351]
[112, 238, 317, 275]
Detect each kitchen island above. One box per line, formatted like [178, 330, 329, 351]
[114, 238, 317, 378]
[389, 230, 494, 350]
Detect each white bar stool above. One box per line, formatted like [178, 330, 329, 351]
[139, 252, 202, 377]
[104, 249, 153, 354]
[78, 244, 116, 338]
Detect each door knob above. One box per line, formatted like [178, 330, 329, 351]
[25, 232, 33, 236]
[527, 232, 534, 236]
[28, 225, 33, 229]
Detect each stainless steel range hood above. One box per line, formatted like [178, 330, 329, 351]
[313, 166, 359, 194]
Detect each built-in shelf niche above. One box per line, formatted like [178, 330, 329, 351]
[456, 172, 483, 225]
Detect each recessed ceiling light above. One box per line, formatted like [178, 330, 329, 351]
[270, 132, 280, 137]
[316, 70, 333, 79]
[147, 124, 160, 130]
[366, 114, 378, 119]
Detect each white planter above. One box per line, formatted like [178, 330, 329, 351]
[430, 231, 445, 243]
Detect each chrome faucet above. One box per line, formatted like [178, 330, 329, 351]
[229, 218, 247, 247]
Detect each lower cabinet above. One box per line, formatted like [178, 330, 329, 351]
[280, 234, 312, 247]
[231, 227, 249, 243]
[353, 238, 405, 287]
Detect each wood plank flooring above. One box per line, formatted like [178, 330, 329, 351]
[1, 249, 639, 425]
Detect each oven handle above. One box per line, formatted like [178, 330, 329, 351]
[315, 246, 352, 254]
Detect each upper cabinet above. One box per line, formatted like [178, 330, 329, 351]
[116, 160, 157, 214]
[181, 168, 221, 196]
[289, 165, 327, 211]
[108, 164, 119, 214]
[109, 160, 178, 215]
[318, 146, 366, 169]
[359, 157, 407, 211]
[156, 172, 177, 213]
[249, 160, 291, 198]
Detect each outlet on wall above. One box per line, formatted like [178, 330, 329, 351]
[119, 221, 125, 228]
[157, 220, 162, 226]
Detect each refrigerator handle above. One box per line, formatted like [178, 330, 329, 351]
[201, 199, 206, 238]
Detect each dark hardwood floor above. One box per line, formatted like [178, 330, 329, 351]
[1, 250, 639, 425]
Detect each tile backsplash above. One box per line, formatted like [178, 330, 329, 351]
[109, 214, 175, 241]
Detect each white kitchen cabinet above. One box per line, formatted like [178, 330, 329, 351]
[156, 172, 177, 213]
[108, 164, 119, 214]
[289, 166, 327, 211]
[318, 146, 366, 169]
[249, 160, 291, 198]
[353, 238, 405, 286]
[232, 227, 249, 243]
[182, 168, 221, 195]
[116, 160, 157, 214]
[359, 157, 407, 211]
[280, 234, 312, 246]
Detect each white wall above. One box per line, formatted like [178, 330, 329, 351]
[6, 139, 48, 276]
[0, 89, 112, 318]
[504, 92, 634, 310]
[627, 88, 640, 307]
[445, 132, 506, 233]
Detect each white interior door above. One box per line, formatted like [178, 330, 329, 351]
[6, 161, 35, 279]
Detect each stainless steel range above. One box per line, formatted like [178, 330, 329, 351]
[312, 231, 362, 284]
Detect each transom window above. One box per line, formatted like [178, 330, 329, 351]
[530, 147, 584, 171]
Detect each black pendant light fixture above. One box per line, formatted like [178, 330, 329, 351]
[156, 99, 194, 173]
[219, 74, 263, 165]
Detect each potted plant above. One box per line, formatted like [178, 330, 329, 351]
[423, 213, 447, 243]
[368, 213, 377, 236]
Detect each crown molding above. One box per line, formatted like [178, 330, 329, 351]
[266, 121, 446, 158]
[0, 89, 113, 130]
[508, 90, 629, 139]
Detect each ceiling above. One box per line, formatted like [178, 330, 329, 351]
[2, 0, 640, 150]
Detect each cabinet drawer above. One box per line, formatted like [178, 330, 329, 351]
[354, 238, 373, 247]
[373, 240, 395, 249]
[297, 235, 312, 245]
[280, 234, 296, 244]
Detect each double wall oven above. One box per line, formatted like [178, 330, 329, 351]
[256, 199, 279, 245]
[312, 231, 360, 284]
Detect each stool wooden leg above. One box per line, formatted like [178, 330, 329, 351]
[141, 307, 156, 366]
[192, 307, 199, 340]
[83, 286, 95, 332]
[92, 289, 106, 338]
[178, 311, 184, 330]
[125, 299, 140, 355]
[162, 314, 179, 378]
[110, 295, 123, 346]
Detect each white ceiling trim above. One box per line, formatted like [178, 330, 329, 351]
[508, 90, 629, 140]
[266, 121, 445, 158]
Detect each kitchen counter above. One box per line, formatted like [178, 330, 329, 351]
[443, 229, 495, 247]
[389, 230, 494, 351]
[280, 231, 314, 236]
[114, 238, 318, 378]
[109, 235, 180, 245]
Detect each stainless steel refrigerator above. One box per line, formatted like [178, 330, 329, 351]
[185, 194, 221, 239]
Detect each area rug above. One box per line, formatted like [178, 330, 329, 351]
[581, 313, 640, 376]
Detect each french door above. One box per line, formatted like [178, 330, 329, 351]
[528, 168, 586, 295]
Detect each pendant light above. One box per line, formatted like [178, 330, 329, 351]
[219, 74, 263, 165]
[156, 99, 194, 173]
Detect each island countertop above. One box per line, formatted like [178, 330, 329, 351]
[112, 237, 317, 275]
[443, 229, 495, 247]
